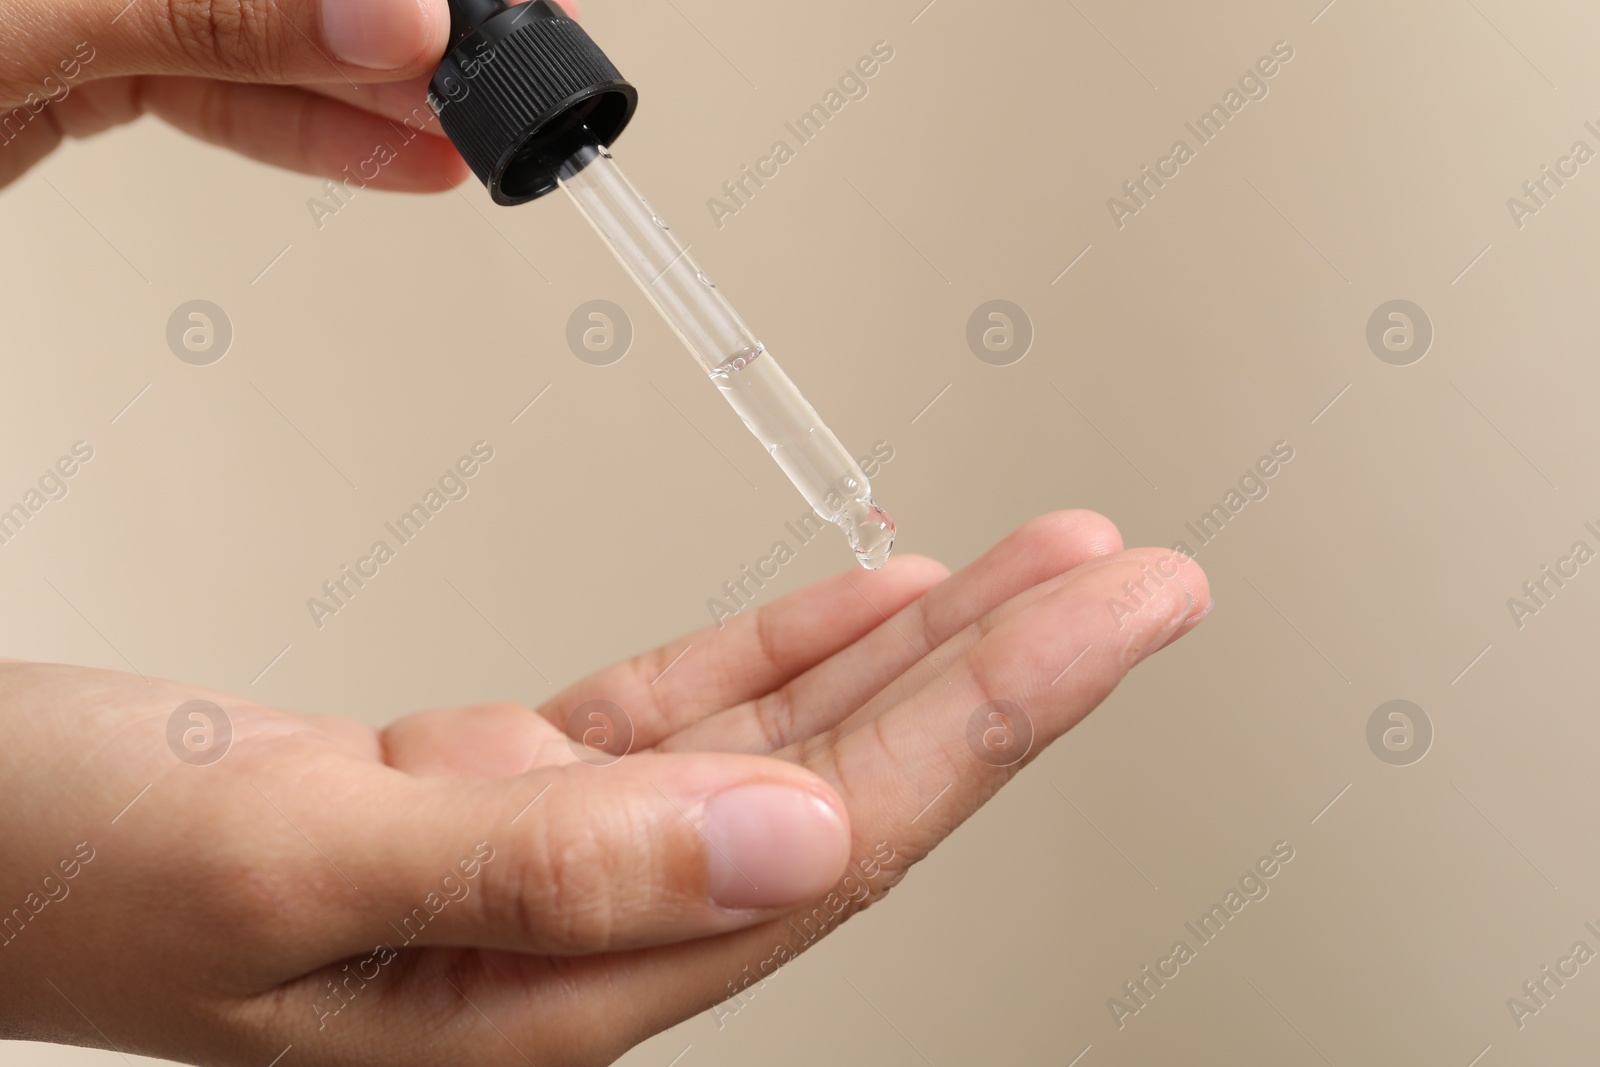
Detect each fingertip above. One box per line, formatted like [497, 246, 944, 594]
[1058, 509, 1125, 558]
[1162, 558, 1213, 646]
[870, 552, 950, 588]
[590, 753, 853, 917]
[366, 140, 472, 191]
[382, 702, 550, 776]
[1166, 551, 1211, 627]
[1010, 510, 1125, 577]
[703, 779, 850, 910]
[1070, 547, 1210, 630]
[321, 0, 441, 72]
[423, 0, 454, 61]
[1120, 587, 1193, 669]
[1067, 555, 1200, 668]
[1175, 593, 1214, 633]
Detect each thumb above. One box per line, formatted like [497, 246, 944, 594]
[7, 0, 450, 91]
[337, 753, 853, 956]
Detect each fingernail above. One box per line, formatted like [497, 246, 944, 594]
[322, 0, 432, 70]
[1121, 592, 1192, 668]
[702, 784, 848, 910]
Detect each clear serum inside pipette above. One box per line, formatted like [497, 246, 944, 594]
[556, 144, 895, 569]
[428, 0, 892, 566]
[710, 347, 895, 569]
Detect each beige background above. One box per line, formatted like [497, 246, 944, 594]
[5, 0, 1600, 1063]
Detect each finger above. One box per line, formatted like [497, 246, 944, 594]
[302, 0, 574, 117]
[381, 701, 578, 777]
[797, 551, 1210, 816]
[14, 0, 448, 88]
[812, 546, 1212, 743]
[138, 77, 469, 190]
[274, 949, 628, 1066]
[535, 554, 950, 750]
[459, 554, 1209, 1042]
[313, 751, 854, 959]
[659, 509, 1126, 755]
[14, 0, 586, 91]
[304, 74, 448, 134]
[0, 105, 62, 190]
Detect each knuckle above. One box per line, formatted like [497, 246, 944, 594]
[749, 689, 793, 752]
[509, 781, 625, 953]
[751, 602, 783, 671]
[788, 727, 829, 778]
[193, 77, 235, 143]
[794, 727, 851, 803]
[916, 594, 943, 656]
[158, 0, 279, 74]
[964, 629, 1023, 707]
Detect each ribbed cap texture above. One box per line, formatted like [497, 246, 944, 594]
[436, 16, 624, 185]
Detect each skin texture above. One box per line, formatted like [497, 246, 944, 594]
[0, 0, 597, 189]
[0, 8, 1214, 1064]
[0, 511, 1210, 1066]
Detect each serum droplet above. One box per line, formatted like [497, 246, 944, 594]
[840, 501, 896, 570]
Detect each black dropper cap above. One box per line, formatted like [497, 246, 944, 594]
[429, 0, 637, 205]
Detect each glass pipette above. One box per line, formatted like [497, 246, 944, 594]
[429, 0, 895, 569]
[555, 144, 895, 568]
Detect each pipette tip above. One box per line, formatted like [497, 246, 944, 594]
[841, 501, 896, 570]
